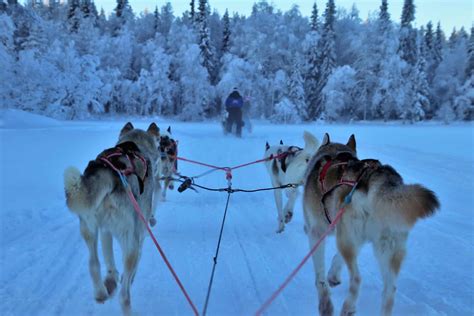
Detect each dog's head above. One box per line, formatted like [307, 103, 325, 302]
[313, 133, 357, 166]
[118, 122, 161, 174]
[159, 126, 177, 160]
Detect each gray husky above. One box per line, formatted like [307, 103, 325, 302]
[303, 133, 439, 316]
[63, 122, 161, 314]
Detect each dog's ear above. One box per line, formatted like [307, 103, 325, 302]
[321, 133, 330, 146]
[265, 142, 270, 151]
[346, 134, 356, 151]
[303, 131, 320, 151]
[280, 140, 284, 145]
[167, 126, 171, 134]
[120, 122, 134, 136]
[147, 123, 160, 137]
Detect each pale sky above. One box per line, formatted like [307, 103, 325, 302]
[100, 0, 472, 33]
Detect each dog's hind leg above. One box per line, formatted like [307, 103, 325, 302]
[283, 187, 298, 224]
[272, 181, 285, 233]
[327, 253, 343, 287]
[119, 235, 142, 315]
[80, 218, 108, 303]
[308, 226, 334, 316]
[373, 233, 407, 316]
[337, 234, 362, 316]
[101, 231, 119, 296]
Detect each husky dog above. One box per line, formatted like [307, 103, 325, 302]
[63, 122, 161, 314]
[264, 131, 320, 233]
[303, 133, 439, 316]
[158, 126, 178, 201]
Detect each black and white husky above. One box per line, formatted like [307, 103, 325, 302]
[264, 131, 320, 233]
[158, 126, 178, 201]
[63, 122, 161, 314]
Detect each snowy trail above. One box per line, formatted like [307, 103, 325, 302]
[1, 116, 473, 315]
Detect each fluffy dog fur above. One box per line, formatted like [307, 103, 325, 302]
[265, 131, 320, 233]
[303, 133, 439, 316]
[64, 122, 161, 314]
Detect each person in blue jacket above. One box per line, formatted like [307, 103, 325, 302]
[225, 87, 244, 137]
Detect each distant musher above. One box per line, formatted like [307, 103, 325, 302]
[224, 87, 244, 137]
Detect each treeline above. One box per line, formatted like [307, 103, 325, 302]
[0, 0, 472, 122]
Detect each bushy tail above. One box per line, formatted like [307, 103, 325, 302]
[374, 184, 440, 226]
[64, 166, 115, 214]
[400, 184, 440, 219]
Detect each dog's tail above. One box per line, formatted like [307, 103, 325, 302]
[373, 183, 440, 226]
[64, 166, 115, 214]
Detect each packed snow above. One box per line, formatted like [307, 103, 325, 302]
[0, 110, 473, 316]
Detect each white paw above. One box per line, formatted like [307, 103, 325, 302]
[276, 221, 285, 233]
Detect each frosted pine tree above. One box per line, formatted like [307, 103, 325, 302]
[67, 0, 81, 32]
[434, 22, 444, 64]
[399, 0, 417, 66]
[221, 9, 230, 54]
[197, 0, 216, 84]
[288, 62, 307, 120]
[466, 26, 474, 78]
[323, 65, 356, 121]
[189, 0, 195, 21]
[355, 0, 393, 120]
[405, 42, 430, 121]
[310, 1, 318, 32]
[314, 0, 336, 119]
[304, 1, 320, 120]
[453, 76, 473, 120]
[0, 14, 15, 107]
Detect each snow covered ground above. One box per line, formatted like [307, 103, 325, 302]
[0, 110, 473, 316]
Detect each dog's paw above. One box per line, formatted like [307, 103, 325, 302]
[149, 217, 157, 227]
[104, 276, 118, 296]
[276, 222, 285, 233]
[284, 211, 293, 224]
[169, 183, 174, 190]
[319, 295, 334, 316]
[340, 301, 356, 316]
[95, 287, 109, 303]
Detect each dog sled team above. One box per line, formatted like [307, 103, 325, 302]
[64, 121, 439, 315]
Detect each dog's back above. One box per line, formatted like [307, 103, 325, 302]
[351, 162, 439, 228]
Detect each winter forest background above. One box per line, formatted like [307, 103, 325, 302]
[0, 0, 472, 123]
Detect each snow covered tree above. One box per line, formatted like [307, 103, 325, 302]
[313, 0, 336, 119]
[174, 43, 213, 120]
[189, 0, 195, 21]
[197, 0, 215, 84]
[287, 62, 307, 120]
[0, 13, 15, 108]
[305, 0, 335, 120]
[466, 26, 474, 78]
[157, 2, 173, 36]
[404, 47, 430, 121]
[271, 97, 301, 123]
[310, 1, 318, 32]
[399, 0, 417, 65]
[453, 76, 474, 120]
[67, 0, 81, 32]
[221, 9, 230, 54]
[323, 65, 356, 121]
